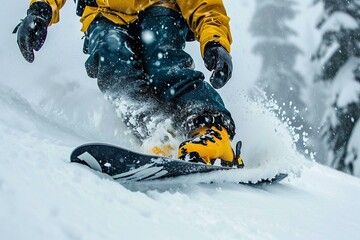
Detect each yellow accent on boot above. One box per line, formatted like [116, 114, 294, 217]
[178, 125, 234, 165]
[150, 145, 175, 158]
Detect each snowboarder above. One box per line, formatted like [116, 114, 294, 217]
[14, 0, 243, 167]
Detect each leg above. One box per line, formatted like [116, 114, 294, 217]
[138, 7, 236, 138]
[84, 16, 166, 141]
[137, 7, 241, 166]
[85, 17, 144, 93]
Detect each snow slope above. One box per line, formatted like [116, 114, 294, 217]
[1, 1, 360, 239]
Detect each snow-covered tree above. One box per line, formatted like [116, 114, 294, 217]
[313, 0, 360, 176]
[250, 0, 308, 151]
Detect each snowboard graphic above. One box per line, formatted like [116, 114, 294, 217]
[70, 143, 288, 185]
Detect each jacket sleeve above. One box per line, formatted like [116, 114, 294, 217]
[29, 0, 67, 25]
[176, 0, 232, 57]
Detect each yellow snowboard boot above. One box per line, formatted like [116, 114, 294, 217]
[178, 125, 244, 168]
[150, 145, 175, 158]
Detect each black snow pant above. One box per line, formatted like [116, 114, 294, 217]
[84, 6, 235, 141]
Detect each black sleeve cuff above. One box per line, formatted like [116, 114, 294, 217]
[27, 2, 52, 25]
[205, 42, 225, 52]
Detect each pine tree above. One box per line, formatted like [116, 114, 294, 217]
[313, 0, 360, 176]
[250, 0, 308, 151]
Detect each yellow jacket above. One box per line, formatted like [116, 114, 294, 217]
[29, 0, 232, 56]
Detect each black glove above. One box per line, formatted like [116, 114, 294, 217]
[203, 42, 233, 89]
[13, 2, 52, 63]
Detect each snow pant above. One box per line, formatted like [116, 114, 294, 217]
[84, 6, 235, 141]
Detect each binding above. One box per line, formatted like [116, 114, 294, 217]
[234, 141, 244, 168]
[220, 140, 244, 168]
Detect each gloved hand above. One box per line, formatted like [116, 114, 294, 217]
[13, 2, 52, 63]
[203, 42, 233, 89]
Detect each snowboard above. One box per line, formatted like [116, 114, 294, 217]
[70, 143, 288, 185]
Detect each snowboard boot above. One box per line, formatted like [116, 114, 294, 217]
[178, 125, 244, 168]
[150, 145, 175, 158]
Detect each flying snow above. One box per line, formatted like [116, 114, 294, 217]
[141, 30, 155, 44]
